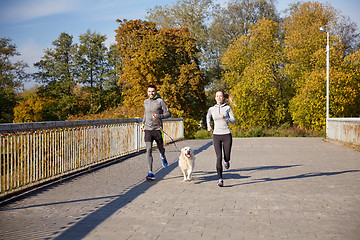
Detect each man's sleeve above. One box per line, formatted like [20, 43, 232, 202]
[142, 101, 146, 126]
[160, 100, 171, 119]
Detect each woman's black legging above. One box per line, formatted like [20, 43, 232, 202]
[213, 133, 232, 179]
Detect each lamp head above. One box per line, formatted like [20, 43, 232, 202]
[319, 27, 327, 32]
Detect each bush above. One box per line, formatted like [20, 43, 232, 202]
[194, 129, 212, 139]
[184, 118, 199, 139]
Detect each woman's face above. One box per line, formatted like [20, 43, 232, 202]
[215, 91, 225, 104]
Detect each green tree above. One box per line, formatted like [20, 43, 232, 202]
[0, 37, 28, 123]
[76, 29, 108, 88]
[75, 29, 109, 114]
[222, 18, 286, 128]
[101, 44, 123, 110]
[33, 32, 78, 120]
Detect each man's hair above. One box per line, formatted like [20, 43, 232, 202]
[148, 84, 157, 90]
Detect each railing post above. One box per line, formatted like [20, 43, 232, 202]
[136, 118, 141, 152]
[0, 118, 182, 197]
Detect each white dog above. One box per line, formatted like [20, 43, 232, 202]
[178, 146, 195, 181]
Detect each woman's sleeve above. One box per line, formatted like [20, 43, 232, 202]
[226, 107, 235, 124]
[206, 108, 212, 128]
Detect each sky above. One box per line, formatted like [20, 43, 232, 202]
[1, 0, 360, 89]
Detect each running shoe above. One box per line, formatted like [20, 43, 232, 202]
[224, 161, 230, 170]
[217, 179, 224, 187]
[160, 154, 168, 168]
[146, 172, 155, 180]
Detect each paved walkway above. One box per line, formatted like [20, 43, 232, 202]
[0, 138, 359, 240]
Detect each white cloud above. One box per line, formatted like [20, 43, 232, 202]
[0, 0, 81, 23]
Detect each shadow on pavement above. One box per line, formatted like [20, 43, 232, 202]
[51, 141, 212, 240]
[230, 169, 360, 187]
[253, 169, 360, 183]
[192, 165, 359, 188]
[0, 194, 123, 211]
[193, 140, 213, 155]
[193, 165, 301, 185]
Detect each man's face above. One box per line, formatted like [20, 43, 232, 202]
[147, 87, 157, 99]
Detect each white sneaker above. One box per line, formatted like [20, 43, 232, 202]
[224, 161, 230, 170]
[217, 179, 224, 187]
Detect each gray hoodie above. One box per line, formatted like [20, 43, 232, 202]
[206, 103, 235, 135]
[142, 93, 171, 130]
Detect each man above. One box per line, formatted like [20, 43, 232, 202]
[141, 85, 171, 180]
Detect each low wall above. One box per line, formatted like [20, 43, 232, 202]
[327, 118, 360, 146]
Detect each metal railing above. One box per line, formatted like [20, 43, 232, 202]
[0, 118, 183, 197]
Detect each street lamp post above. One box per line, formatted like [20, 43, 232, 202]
[320, 27, 329, 137]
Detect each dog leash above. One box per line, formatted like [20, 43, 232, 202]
[155, 119, 181, 152]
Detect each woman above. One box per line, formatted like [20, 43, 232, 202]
[206, 90, 235, 187]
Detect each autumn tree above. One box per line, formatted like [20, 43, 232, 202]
[222, 18, 286, 128]
[13, 93, 57, 122]
[0, 38, 28, 123]
[146, 0, 213, 54]
[284, 1, 360, 130]
[339, 49, 360, 116]
[115, 19, 206, 122]
[208, 0, 279, 89]
[210, 0, 279, 56]
[335, 15, 360, 55]
[146, 0, 215, 95]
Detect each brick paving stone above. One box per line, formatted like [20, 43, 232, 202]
[0, 138, 359, 240]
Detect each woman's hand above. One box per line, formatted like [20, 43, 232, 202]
[207, 126, 213, 132]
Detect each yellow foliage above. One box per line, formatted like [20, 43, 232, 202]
[13, 95, 56, 123]
[222, 18, 286, 129]
[115, 20, 206, 120]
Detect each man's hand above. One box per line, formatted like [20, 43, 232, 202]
[207, 126, 213, 132]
